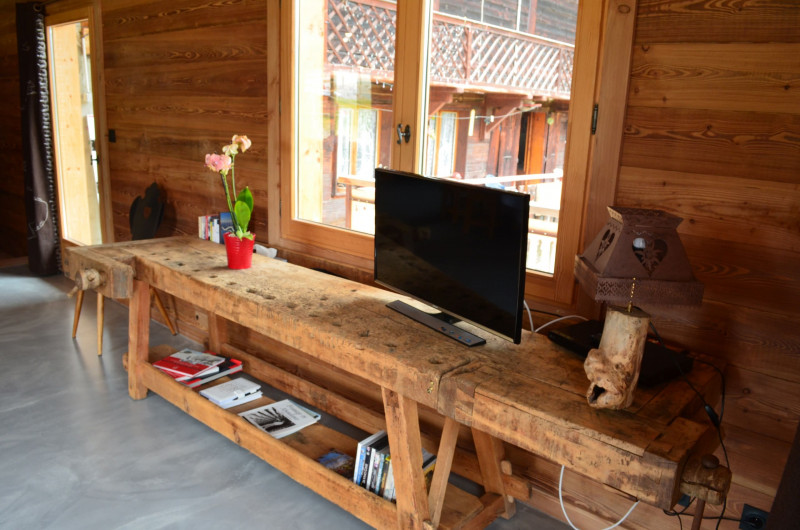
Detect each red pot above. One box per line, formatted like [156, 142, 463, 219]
[223, 233, 255, 269]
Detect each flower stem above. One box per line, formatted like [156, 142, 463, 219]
[220, 173, 239, 231]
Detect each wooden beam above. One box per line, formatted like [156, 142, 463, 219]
[382, 387, 431, 529]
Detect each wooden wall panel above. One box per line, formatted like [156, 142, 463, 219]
[101, 0, 269, 243]
[636, 0, 800, 44]
[0, 0, 27, 258]
[620, 0, 800, 523]
[616, 167, 800, 253]
[681, 234, 800, 316]
[629, 43, 800, 114]
[621, 106, 800, 184]
[725, 368, 800, 445]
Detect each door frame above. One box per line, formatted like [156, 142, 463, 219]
[45, 4, 112, 255]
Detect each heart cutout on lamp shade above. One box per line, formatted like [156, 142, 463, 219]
[632, 237, 668, 275]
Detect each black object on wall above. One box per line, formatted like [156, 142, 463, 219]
[767, 423, 800, 529]
[16, 2, 60, 275]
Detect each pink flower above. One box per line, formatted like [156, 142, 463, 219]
[205, 153, 232, 174]
[232, 134, 251, 153]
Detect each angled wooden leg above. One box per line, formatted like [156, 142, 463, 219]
[472, 427, 516, 519]
[128, 279, 151, 400]
[428, 417, 460, 528]
[150, 287, 177, 335]
[382, 387, 430, 530]
[97, 292, 104, 356]
[72, 289, 84, 338]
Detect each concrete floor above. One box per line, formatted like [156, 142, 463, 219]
[0, 263, 571, 530]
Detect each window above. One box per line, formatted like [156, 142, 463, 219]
[270, 0, 628, 305]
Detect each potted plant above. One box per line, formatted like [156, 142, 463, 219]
[205, 134, 255, 269]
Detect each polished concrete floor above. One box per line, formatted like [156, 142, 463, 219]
[0, 263, 570, 530]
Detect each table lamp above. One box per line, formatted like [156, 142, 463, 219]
[574, 207, 703, 409]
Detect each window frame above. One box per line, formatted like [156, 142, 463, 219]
[267, 0, 635, 306]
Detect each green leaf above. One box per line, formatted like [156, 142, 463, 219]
[234, 199, 251, 234]
[236, 186, 254, 215]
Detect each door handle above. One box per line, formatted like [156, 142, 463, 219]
[396, 124, 411, 145]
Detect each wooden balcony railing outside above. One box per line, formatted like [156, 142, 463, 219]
[326, 0, 574, 99]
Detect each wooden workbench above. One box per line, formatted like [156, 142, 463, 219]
[63, 237, 729, 529]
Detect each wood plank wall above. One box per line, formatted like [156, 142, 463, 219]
[1, 0, 799, 528]
[614, 0, 800, 527]
[1, 1, 28, 258]
[100, 0, 269, 243]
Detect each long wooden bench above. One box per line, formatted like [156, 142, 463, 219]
[63, 237, 730, 529]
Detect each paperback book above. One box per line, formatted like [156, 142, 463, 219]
[181, 357, 243, 388]
[199, 377, 262, 409]
[240, 399, 321, 439]
[153, 348, 225, 381]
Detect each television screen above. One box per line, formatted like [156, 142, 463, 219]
[374, 168, 530, 344]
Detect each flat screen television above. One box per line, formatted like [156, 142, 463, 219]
[374, 168, 530, 345]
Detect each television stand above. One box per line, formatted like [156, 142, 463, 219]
[387, 300, 486, 347]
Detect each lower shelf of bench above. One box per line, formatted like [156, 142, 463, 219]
[132, 346, 503, 529]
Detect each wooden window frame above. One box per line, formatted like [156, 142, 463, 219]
[267, 0, 636, 306]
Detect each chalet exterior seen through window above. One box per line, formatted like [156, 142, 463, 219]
[292, 0, 578, 275]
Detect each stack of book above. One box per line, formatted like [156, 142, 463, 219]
[240, 399, 321, 439]
[199, 377, 262, 409]
[181, 357, 243, 388]
[353, 431, 436, 502]
[198, 212, 233, 243]
[153, 348, 226, 381]
[153, 348, 243, 387]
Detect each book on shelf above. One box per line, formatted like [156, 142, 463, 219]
[353, 430, 436, 502]
[354, 430, 386, 487]
[199, 377, 262, 409]
[239, 399, 321, 439]
[317, 450, 355, 480]
[153, 348, 225, 381]
[365, 433, 390, 492]
[181, 357, 243, 388]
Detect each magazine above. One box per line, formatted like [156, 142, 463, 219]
[240, 399, 321, 439]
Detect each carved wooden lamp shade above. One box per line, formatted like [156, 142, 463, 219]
[574, 207, 704, 409]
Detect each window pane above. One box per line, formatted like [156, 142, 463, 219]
[355, 109, 377, 178]
[436, 112, 456, 177]
[295, 0, 395, 230]
[336, 108, 353, 180]
[424, 1, 577, 274]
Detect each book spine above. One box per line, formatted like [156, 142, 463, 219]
[363, 446, 375, 489]
[377, 453, 389, 496]
[354, 443, 367, 485]
[368, 449, 381, 492]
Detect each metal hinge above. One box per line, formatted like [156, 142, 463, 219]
[591, 104, 599, 134]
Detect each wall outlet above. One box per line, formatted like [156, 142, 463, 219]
[739, 504, 768, 530]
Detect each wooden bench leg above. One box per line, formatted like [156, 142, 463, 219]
[72, 289, 84, 338]
[97, 292, 104, 356]
[128, 279, 151, 400]
[472, 427, 516, 519]
[382, 387, 431, 530]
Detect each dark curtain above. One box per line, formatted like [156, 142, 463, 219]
[17, 2, 60, 276]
